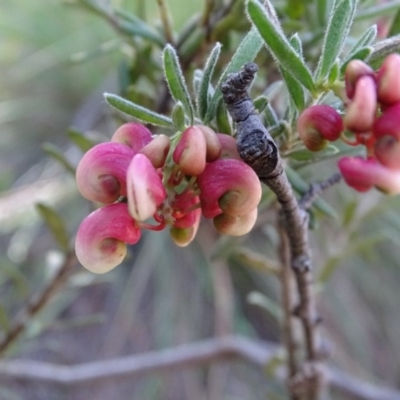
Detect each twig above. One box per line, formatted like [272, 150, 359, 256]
[0, 336, 399, 400]
[299, 173, 342, 211]
[221, 63, 323, 399]
[0, 252, 77, 355]
[156, 0, 175, 45]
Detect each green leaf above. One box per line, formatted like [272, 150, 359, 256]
[367, 35, 400, 69]
[104, 93, 174, 128]
[389, 8, 400, 36]
[67, 128, 95, 152]
[197, 42, 221, 121]
[36, 203, 69, 252]
[42, 143, 75, 175]
[314, 0, 357, 82]
[264, 104, 279, 127]
[115, 8, 164, 46]
[216, 100, 232, 135]
[355, 0, 400, 21]
[247, 0, 316, 93]
[253, 95, 269, 113]
[205, 27, 264, 123]
[171, 101, 186, 131]
[162, 44, 195, 125]
[328, 59, 340, 83]
[247, 291, 282, 321]
[316, 0, 329, 27]
[279, 34, 305, 111]
[340, 46, 373, 73]
[288, 143, 339, 162]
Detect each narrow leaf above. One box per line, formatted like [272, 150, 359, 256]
[328, 59, 340, 83]
[264, 104, 279, 127]
[171, 101, 186, 131]
[247, 291, 282, 321]
[197, 42, 221, 121]
[42, 143, 75, 175]
[279, 34, 305, 111]
[315, 0, 357, 82]
[67, 129, 95, 152]
[205, 27, 264, 123]
[104, 93, 174, 128]
[355, 0, 400, 21]
[36, 203, 70, 252]
[340, 46, 373, 73]
[247, 0, 316, 93]
[389, 8, 400, 36]
[216, 100, 233, 135]
[162, 45, 195, 124]
[316, 0, 329, 27]
[253, 95, 269, 113]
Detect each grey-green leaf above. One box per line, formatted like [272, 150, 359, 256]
[171, 101, 186, 131]
[216, 100, 232, 135]
[314, 0, 357, 82]
[247, 0, 316, 93]
[104, 93, 174, 128]
[42, 143, 75, 175]
[205, 27, 264, 123]
[253, 95, 269, 114]
[197, 42, 221, 121]
[367, 35, 400, 69]
[162, 44, 195, 124]
[68, 129, 95, 153]
[340, 46, 373, 74]
[355, 0, 400, 21]
[36, 203, 70, 252]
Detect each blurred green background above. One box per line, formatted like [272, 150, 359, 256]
[1, 0, 400, 399]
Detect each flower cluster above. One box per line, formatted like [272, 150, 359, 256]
[297, 54, 400, 195]
[75, 123, 262, 273]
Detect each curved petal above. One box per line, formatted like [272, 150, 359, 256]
[75, 203, 141, 274]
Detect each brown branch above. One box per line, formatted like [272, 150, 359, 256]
[0, 252, 77, 355]
[0, 336, 398, 400]
[221, 63, 323, 399]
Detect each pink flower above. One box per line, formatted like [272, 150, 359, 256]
[127, 153, 167, 221]
[376, 54, 400, 105]
[197, 158, 261, 218]
[338, 157, 400, 194]
[297, 105, 343, 151]
[111, 122, 153, 152]
[76, 142, 134, 203]
[75, 203, 141, 274]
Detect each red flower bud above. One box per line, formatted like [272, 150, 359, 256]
[345, 59, 375, 99]
[344, 75, 377, 133]
[338, 156, 400, 194]
[127, 154, 166, 221]
[173, 126, 207, 175]
[297, 105, 343, 151]
[111, 122, 152, 152]
[75, 203, 141, 274]
[140, 134, 170, 168]
[197, 125, 222, 161]
[377, 54, 400, 105]
[216, 133, 241, 160]
[197, 159, 261, 218]
[76, 142, 134, 203]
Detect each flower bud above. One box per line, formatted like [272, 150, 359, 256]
[297, 105, 343, 151]
[344, 75, 377, 133]
[372, 103, 400, 140]
[345, 59, 375, 99]
[140, 134, 170, 168]
[75, 203, 141, 274]
[127, 154, 167, 221]
[197, 159, 261, 218]
[216, 133, 241, 160]
[375, 135, 400, 170]
[111, 122, 153, 152]
[377, 54, 400, 105]
[171, 191, 201, 229]
[173, 126, 207, 175]
[213, 208, 258, 236]
[76, 142, 134, 203]
[338, 156, 400, 194]
[196, 125, 222, 161]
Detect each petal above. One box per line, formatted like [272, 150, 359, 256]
[197, 158, 261, 217]
[111, 122, 153, 152]
[75, 203, 141, 274]
[76, 142, 134, 203]
[127, 154, 167, 221]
